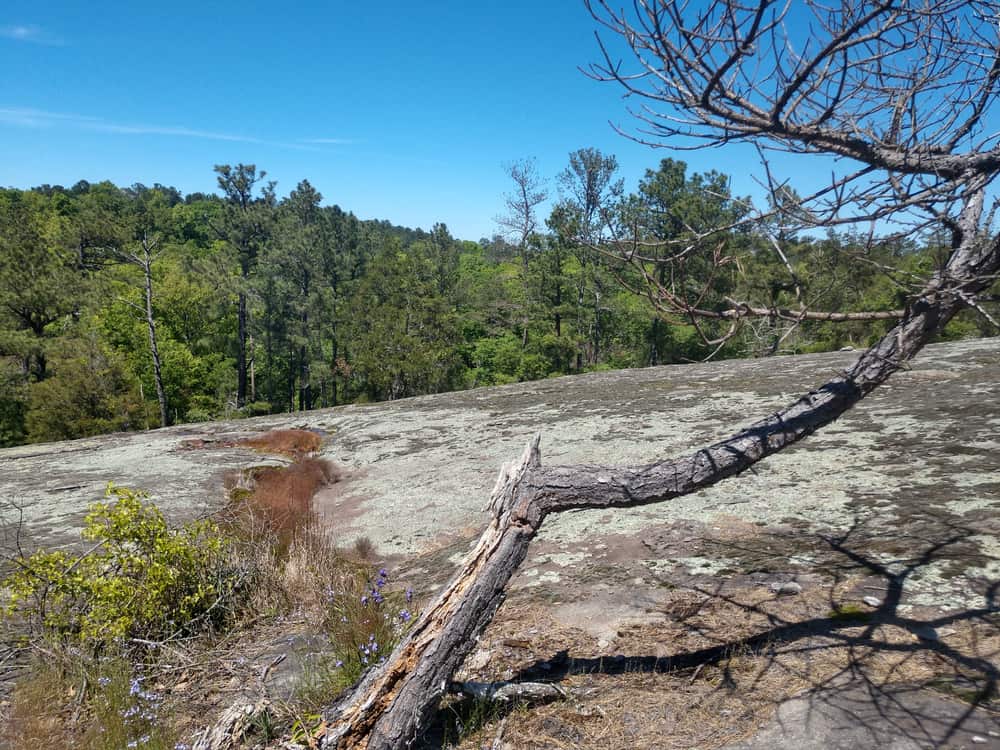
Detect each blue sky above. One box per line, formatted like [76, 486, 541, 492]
[2, 0, 773, 240]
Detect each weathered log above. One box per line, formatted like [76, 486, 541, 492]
[192, 699, 272, 750]
[319, 438, 543, 749]
[450, 679, 568, 704]
[318, 213, 1000, 748]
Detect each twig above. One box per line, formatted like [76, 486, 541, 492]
[260, 653, 287, 683]
[491, 715, 510, 750]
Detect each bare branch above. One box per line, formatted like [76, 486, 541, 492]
[585, 0, 1000, 227]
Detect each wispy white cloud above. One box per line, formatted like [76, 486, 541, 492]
[300, 137, 357, 145]
[94, 122, 266, 143]
[0, 106, 333, 151]
[0, 25, 64, 46]
[0, 107, 98, 127]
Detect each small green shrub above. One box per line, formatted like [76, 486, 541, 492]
[3, 484, 238, 649]
[242, 400, 274, 417]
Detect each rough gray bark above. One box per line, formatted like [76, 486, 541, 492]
[690, 305, 904, 322]
[192, 699, 271, 750]
[317, 200, 1000, 748]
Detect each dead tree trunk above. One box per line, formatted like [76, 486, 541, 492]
[139, 236, 169, 429]
[111, 233, 170, 428]
[319, 206, 998, 748]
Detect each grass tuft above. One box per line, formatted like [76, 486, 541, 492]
[827, 603, 872, 622]
[225, 455, 340, 545]
[3, 653, 177, 750]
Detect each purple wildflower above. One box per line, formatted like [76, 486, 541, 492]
[122, 705, 142, 719]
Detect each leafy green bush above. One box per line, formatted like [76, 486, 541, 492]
[3, 484, 239, 649]
[242, 400, 274, 417]
[182, 393, 221, 423]
[24, 335, 146, 442]
[516, 352, 550, 381]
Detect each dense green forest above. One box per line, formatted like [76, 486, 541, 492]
[0, 152, 990, 447]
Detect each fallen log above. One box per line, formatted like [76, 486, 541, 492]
[449, 679, 568, 704]
[192, 699, 272, 750]
[316, 205, 999, 748]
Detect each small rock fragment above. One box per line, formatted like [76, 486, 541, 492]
[770, 581, 802, 596]
[862, 596, 881, 607]
[466, 648, 492, 671]
[501, 638, 531, 649]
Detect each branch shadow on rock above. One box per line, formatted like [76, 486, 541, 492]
[421, 516, 999, 749]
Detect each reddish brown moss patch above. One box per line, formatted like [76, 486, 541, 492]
[240, 428, 323, 458]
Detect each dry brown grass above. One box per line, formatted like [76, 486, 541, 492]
[281, 521, 353, 609]
[250, 458, 338, 532]
[352, 536, 376, 562]
[240, 428, 323, 458]
[2, 664, 68, 748]
[226, 456, 340, 544]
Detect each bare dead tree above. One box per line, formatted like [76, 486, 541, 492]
[581, 0, 1000, 347]
[496, 159, 548, 272]
[107, 232, 170, 429]
[189, 4, 1000, 748]
[554, 148, 625, 364]
[495, 159, 549, 346]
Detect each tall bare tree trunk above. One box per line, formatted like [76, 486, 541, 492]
[248, 333, 256, 404]
[138, 237, 169, 428]
[237, 289, 248, 408]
